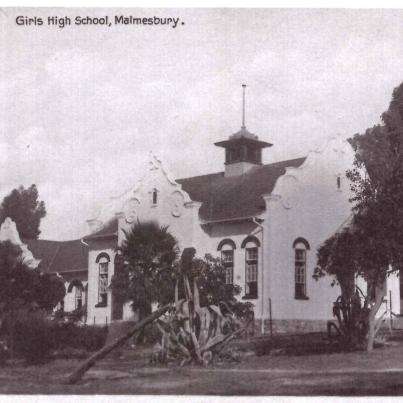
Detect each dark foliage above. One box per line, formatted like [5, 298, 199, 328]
[0, 241, 65, 313]
[173, 252, 253, 320]
[0, 241, 66, 358]
[0, 184, 46, 239]
[111, 221, 179, 319]
[315, 82, 403, 351]
[13, 313, 55, 364]
[13, 313, 107, 365]
[111, 221, 253, 335]
[51, 322, 107, 352]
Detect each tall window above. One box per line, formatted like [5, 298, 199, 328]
[222, 249, 234, 284]
[293, 238, 310, 299]
[245, 247, 258, 298]
[75, 286, 83, 310]
[96, 254, 110, 306]
[241, 236, 260, 299]
[218, 239, 236, 285]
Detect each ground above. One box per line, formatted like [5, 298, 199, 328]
[3, 333, 403, 395]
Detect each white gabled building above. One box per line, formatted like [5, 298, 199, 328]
[78, 118, 399, 332]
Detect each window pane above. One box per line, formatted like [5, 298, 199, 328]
[225, 266, 233, 284]
[246, 263, 257, 282]
[295, 249, 306, 261]
[295, 283, 305, 298]
[222, 250, 233, 263]
[99, 274, 108, 293]
[294, 247, 307, 298]
[247, 281, 258, 297]
[99, 257, 109, 304]
[100, 262, 108, 274]
[246, 248, 258, 261]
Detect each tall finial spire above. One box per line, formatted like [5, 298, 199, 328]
[241, 84, 246, 129]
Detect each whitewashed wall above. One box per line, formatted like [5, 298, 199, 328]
[85, 137, 389, 327]
[263, 135, 355, 321]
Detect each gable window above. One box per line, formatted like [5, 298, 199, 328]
[337, 174, 342, 190]
[150, 188, 158, 206]
[95, 253, 110, 307]
[217, 239, 236, 285]
[293, 238, 310, 300]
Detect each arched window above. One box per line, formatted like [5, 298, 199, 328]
[293, 238, 309, 299]
[218, 239, 236, 285]
[96, 253, 110, 307]
[242, 237, 259, 299]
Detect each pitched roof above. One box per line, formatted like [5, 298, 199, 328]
[82, 156, 306, 239]
[177, 157, 306, 222]
[24, 238, 88, 274]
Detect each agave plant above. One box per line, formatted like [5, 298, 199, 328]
[153, 253, 250, 366]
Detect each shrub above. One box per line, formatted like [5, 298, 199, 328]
[0, 340, 9, 366]
[12, 313, 108, 364]
[139, 322, 161, 345]
[52, 322, 107, 352]
[77, 325, 108, 351]
[13, 313, 55, 364]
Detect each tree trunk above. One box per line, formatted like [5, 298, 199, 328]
[367, 280, 386, 352]
[67, 304, 170, 384]
[136, 302, 153, 343]
[367, 313, 376, 352]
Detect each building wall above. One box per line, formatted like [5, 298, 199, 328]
[63, 284, 83, 312]
[263, 136, 355, 322]
[86, 240, 116, 325]
[85, 137, 397, 331]
[207, 220, 264, 317]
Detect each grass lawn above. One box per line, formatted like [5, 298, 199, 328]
[2, 332, 403, 395]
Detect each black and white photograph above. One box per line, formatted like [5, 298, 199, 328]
[1, 6, 403, 396]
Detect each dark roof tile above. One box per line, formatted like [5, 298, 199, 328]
[177, 157, 306, 222]
[25, 238, 88, 274]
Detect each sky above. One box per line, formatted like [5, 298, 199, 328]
[1, 8, 403, 240]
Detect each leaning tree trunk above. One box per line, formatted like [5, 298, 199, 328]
[67, 304, 170, 384]
[367, 280, 386, 352]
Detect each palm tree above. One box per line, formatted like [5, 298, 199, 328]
[111, 221, 179, 320]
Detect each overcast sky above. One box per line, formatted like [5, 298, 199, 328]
[1, 8, 403, 240]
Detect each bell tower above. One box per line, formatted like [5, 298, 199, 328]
[214, 85, 272, 177]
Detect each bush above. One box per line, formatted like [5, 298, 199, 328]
[0, 340, 9, 366]
[139, 322, 161, 345]
[13, 313, 55, 364]
[52, 322, 107, 352]
[11, 313, 108, 364]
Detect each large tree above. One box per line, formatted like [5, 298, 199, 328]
[316, 82, 403, 351]
[0, 241, 65, 354]
[0, 185, 46, 239]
